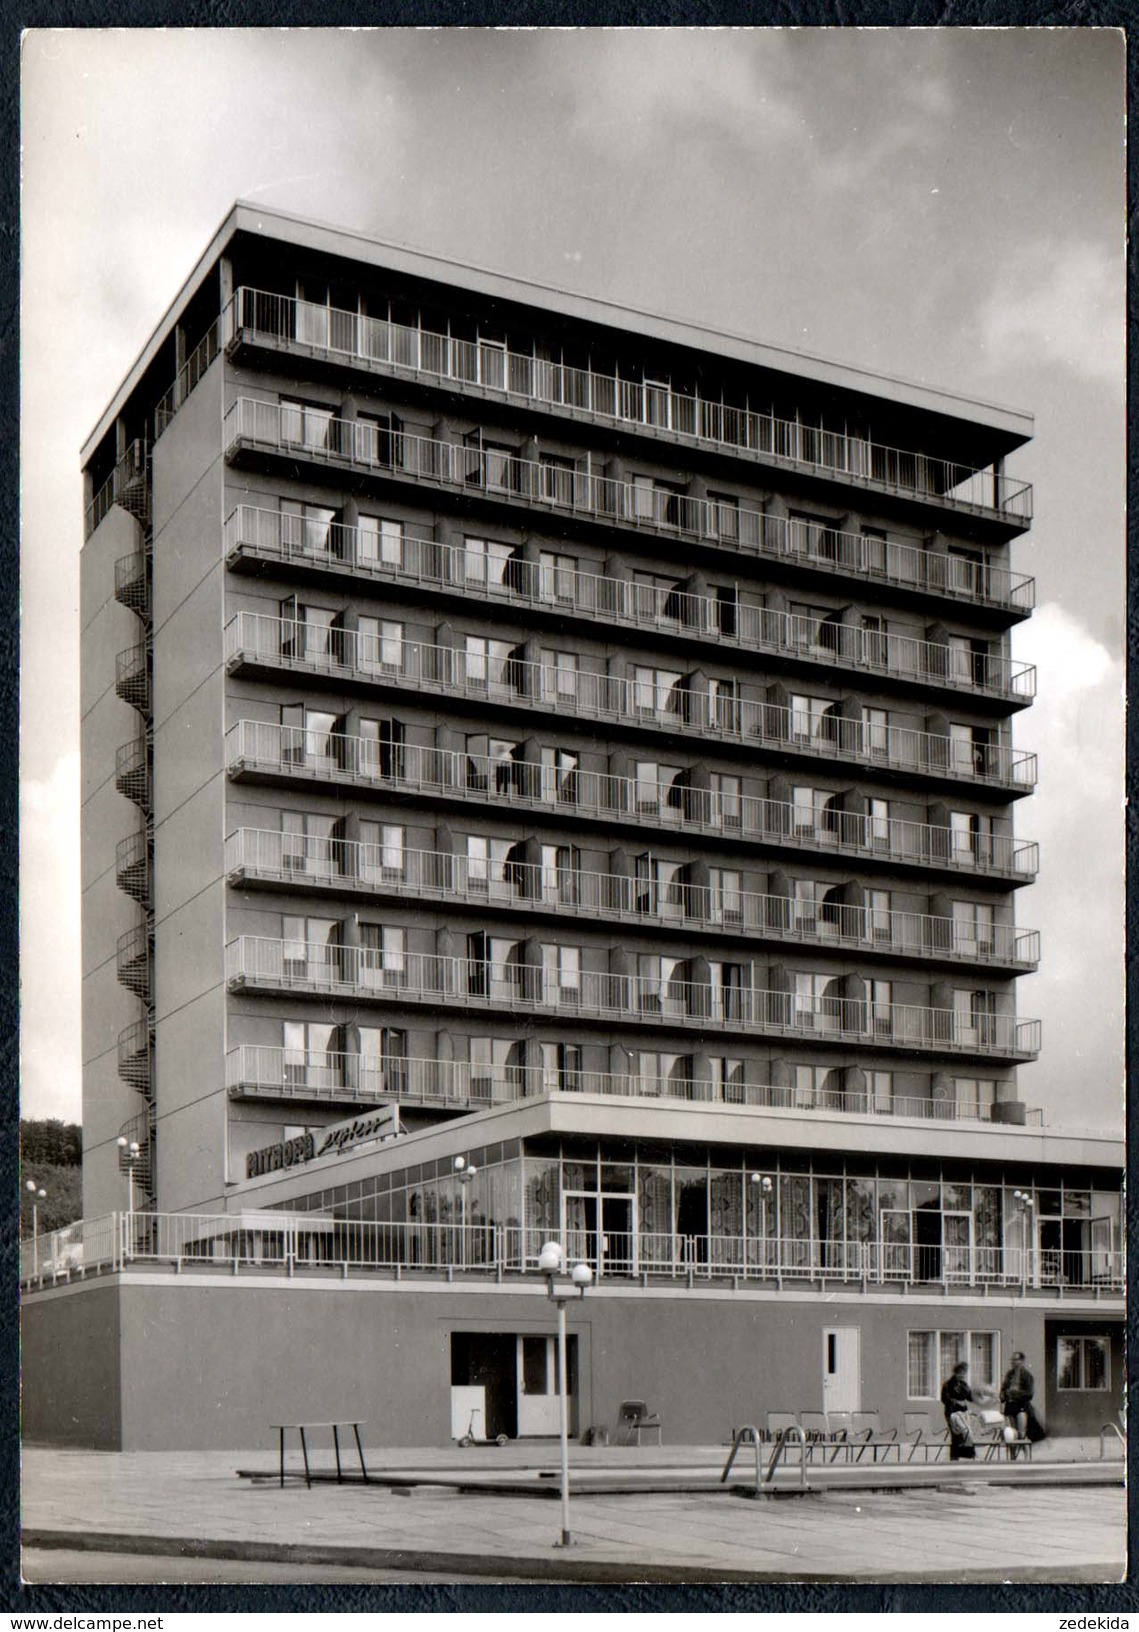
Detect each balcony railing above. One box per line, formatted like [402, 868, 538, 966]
[226, 827, 1040, 970]
[226, 505, 1035, 705]
[226, 1044, 1041, 1126]
[84, 439, 150, 538]
[226, 935, 1040, 1059]
[154, 320, 223, 437]
[226, 720, 1040, 884]
[23, 1210, 1120, 1296]
[223, 398, 1035, 615]
[226, 287, 1034, 530]
[226, 612, 1035, 794]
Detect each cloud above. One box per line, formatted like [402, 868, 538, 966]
[21, 752, 82, 1123]
[979, 240, 1123, 385]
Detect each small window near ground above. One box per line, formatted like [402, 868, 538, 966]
[1057, 1335, 1110, 1391]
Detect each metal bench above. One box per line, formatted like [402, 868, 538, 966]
[270, 1420, 369, 1488]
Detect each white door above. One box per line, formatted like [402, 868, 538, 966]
[823, 1327, 861, 1414]
[516, 1334, 560, 1436]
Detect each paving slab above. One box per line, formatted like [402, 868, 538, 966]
[21, 1446, 1126, 1585]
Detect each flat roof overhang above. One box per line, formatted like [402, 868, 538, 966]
[83, 201, 1033, 469]
[227, 1094, 1123, 1216]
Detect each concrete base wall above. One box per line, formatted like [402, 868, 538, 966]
[21, 1271, 1123, 1451]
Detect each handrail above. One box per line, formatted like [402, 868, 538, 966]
[225, 287, 1034, 531]
[721, 1424, 764, 1494]
[224, 504, 1036, 703]
[223, 397, 1035, 615]
[1099, 1421, 1125, 1460]
[226, 719, 1040, 884]
[226, 827, 1040, 969]
[764, 1424, 811, 1491]
[224, 611, 1036, 793]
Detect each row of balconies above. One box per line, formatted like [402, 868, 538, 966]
[224, 286, 1034, 531]
[225, 937, 1039, 1061]
[226, 613, 1036, 795]
[225, 505, 1035, 707]
[225, 827, 1039, 971]
[224, 1044, 1033, 1125]
[223, 397, 1035, 616]
[226, 719, 1038, 883]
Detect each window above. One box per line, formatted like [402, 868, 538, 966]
[469, 1037, 517, 1100]
[869, 1070, 894, 1113]
[359, 716, 406, 780]
[539, 453, 576, 505]
[952, 900, 995, 955]
[358, 616, 405, 675]
[356, 514, 403, 569]
[790, 693, 832, 745]
[359, 821, 405, 883]
[862, 706, 889, 758]
[466, 734, 521, 795]
[708, 491, 739, 541]
[791, 785, 837, 840]
[634, 853, 684, 918]
[281, 705, 339, 769]
[633, 665, 683, 719]
[280, 811, 338, 877]
[279, 600, 340, 665]
[540, 746, 579, 805]
[281, 397, 333, 451]
[794, 1063, 842, 1108]
[280, 499, 336, 560]
[793, 971, 839, 1031]
[635, 761, 682, 816]
[358, 1026, 407, 1094]
[467, 933, 520, 1001]
[464, 431, 516, 492]
[463, 536, 514, 589]
[709, 867, 742, 925]
[951, 722, 997, 779]
[710, 1056, 745, 1103]
[950, 810, 996, 867]
[541, 943, 581, 1005]
[709, 678, 740, 733]
[539, 550, 577, 605]
[709, 961, 745, 1022]
[358, 410, 402, 467]
[359, 923, 406, 988]
[789, 511, 840, 563]
[637, 954, 686, 1017]
[868, 979, 892, 1035]
[907, 1330, 1000, 1398]
[540, 649, 579, 703]
[954, 988, 998, 1046]
[710, 772, 741, 828]
[714, 584, 739, 637]
[953, 1077, 997, 1119]
[861, 614, 887, 668]
[633, 474, 684, 526]
[868, 797, 890, 849]
[861, 528, 888, 575]
[281, 915, 337, 982]
[948, 546, 990, 599]
[635, 1051, 686, 1096]
[866, 888, 891, 942]
[540, 1041, 582, 1093]
[465, 635, 520, 694]
[283, 1020, 339, 1089]
[1057, 1335, 1110, 1391]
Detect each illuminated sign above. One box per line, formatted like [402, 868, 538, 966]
[245, 1132, 315, 1179]
[245, 1105, 399, 1179]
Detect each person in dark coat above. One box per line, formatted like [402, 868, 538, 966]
[940, 1360, 977, 1460]
[1000, 1350, 1034, 1453]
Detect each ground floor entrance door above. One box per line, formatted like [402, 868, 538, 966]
[822, 1327, 861, 1415]
[516, 1335, 560, 1436]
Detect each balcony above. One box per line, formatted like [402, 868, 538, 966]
[225, 507, 1035, 708]
[226, 828, 1040, 972]
[117, 1018, 153, 1092]
[114, 643, 150, 715]
[225, 288, 1034, 532]
[224, 613, 1037, 796]
[114, 738, 150, 808]
[154, 321, 222, 438]
[223, 399, 1035, 618]
[225, 936, 1041, 1061]
[226, 720, 1040, 885]
[225, 1045, 1041, 1126]
[114, 552, 149, 618]
[84, 439, 150, 539]
[115, 921, 152, 1000]
[114, 829, 151, 905]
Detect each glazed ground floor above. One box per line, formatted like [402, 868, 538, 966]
[21, 1269, 1122, 1451]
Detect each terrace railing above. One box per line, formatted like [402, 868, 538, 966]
[23, 1211, 1119, 1294]
[225, 934, 1041, 1059]
[226, 719, 1040, 883]
[225, 613, 1036, 793]
[226, 827, 1040, 969]
[226, 288, 1034, 529]
[223, 398, 1036, 615]
[225, 505, 1036, 704]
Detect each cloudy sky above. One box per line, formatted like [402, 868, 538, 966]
[21, 28, 1125, 1131]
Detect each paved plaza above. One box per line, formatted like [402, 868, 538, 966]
[21, 1443, 1126, 1585]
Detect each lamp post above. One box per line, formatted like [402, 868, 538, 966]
[749, 1172, 773, 1275]
[538, 1240, 592, 1547]
[454, 1155, 477, 1268]
[1013, 1189, 1035, 1292]
[25, 1180, 47, 1278]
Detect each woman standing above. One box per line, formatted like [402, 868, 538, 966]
[940, 1360, 977, 1461]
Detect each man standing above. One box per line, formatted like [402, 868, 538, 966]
[1000, 1350, 1035, 1455]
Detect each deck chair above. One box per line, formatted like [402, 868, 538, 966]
[975, 1408, 1031, 1463]
[904, 1411, 947, 1462]
[613, 1399, 662, 1446]
[851, 1411, 899, 1463]
[799, 1411, 830, 1443]
[763, 1411, 800, 1444]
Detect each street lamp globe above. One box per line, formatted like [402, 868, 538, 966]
[453, 1155, 465, 1173]
[538, 1241, 564, 1275]
[570, 1262, 593, 1289]
[25, 1179, 36, 1194]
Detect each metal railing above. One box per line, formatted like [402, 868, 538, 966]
[224, 1045, 1041, 1125]
[225, 505, 1035, 704]
[226, 719, 1039, 883]
[225, 935, 1041, 1058]
[226, 827, 1040, 969]
[22, 1210, 1120, 1294]
[154, 320, 223, 437]
[223, 398, 1035, 614]
[226, 288, 1034, 530]
[225, 612, 1036, 793]
[84, 440, 150, 538]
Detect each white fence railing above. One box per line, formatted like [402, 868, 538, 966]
[225, 612, 1036, 793]
[223, 397, 1035, 616]
[22, 1210, 1119, 1293]
[226, 827, 1040, 969]
[226, 719, 1040, 883]
[224, 287, 1035, 533]
[224, 505, 1036, 703]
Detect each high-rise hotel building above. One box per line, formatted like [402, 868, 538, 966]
[34, 204, 1120, 1448]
